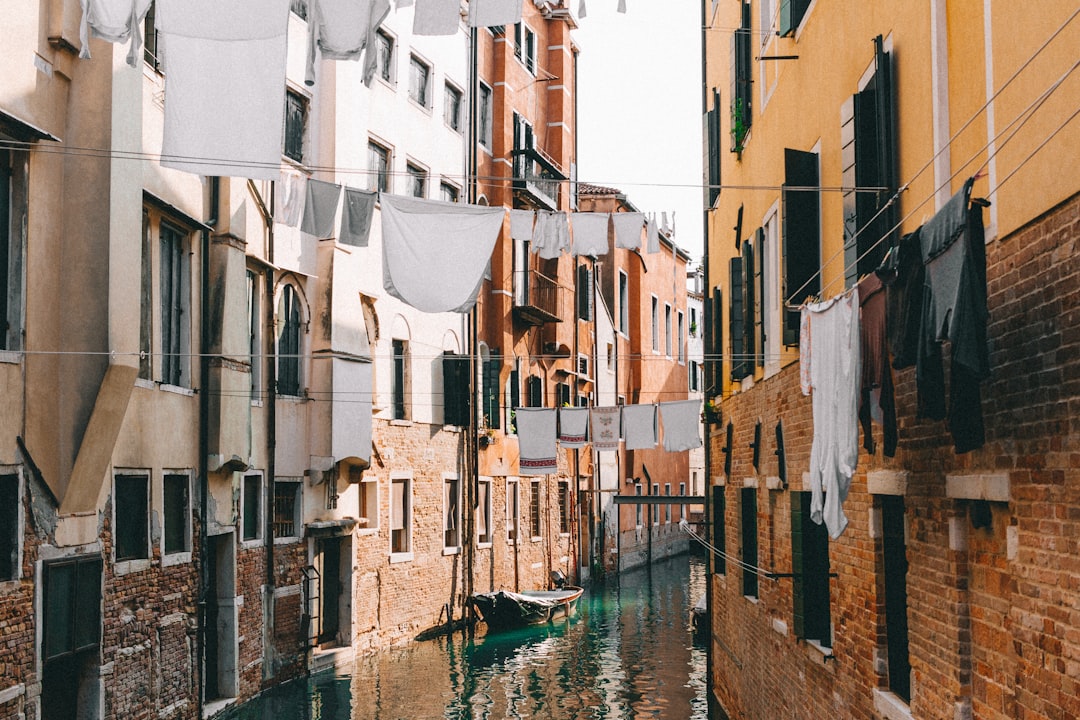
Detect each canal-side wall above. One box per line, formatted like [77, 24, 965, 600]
[617, 523, 691, 572]
[708, 192, 1080, 720]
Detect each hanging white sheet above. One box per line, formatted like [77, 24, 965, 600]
[659, 400, 703, 452]
[622, 403, 657, 450]
[558, 407, 589, 449]
[571, 212, 610, 258]
[516, 408, 558, 476]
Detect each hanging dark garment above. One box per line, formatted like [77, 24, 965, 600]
[916, 177, 990, 453]
[877, 228, 924, 371]
[858, 273, 897, 457]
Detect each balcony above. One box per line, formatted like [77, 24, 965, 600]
[513, 269, 563, 326]
[511, 148, 565, 211]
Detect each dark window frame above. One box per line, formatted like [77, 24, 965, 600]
[242, 473, 263, 543]
[284, 89, 307, 164]
[162, 472, 191, 556]
[273, 479, 301, 539]
[0, 473, 19, 581]
[782, 148, 821, 345]
[791, 490, 831, 645]
[277, 283, 303, 397]
[741, 486, 758, 598]
[114, 473, 150, 562]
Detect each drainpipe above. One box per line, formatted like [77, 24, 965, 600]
[466, 24, 479, 630]
[197, 176, 219, 714]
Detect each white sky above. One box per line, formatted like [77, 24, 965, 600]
[573, 1, 705, 263]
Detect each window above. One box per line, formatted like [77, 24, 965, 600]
[732, 235, 760, 378]
[558, 480, 571, 534]
[792, 491, 830, 645]
[618, 271, 629, 334]
[0, 474, 19, 581]
[707, 286, 724, 393]
[273, 478, 302, 539]
[375, 30, 395, 84]
[529, 481, 542, 539]
[664, 484, 672, 524]
[741, 486, 758, 598]
[730, 256, 747, 381]
[762, 213, 781, 376]
[442, 351, 471, 426]
[506, 360, 520, 434]
[407, 162, 427, 198]
[689, 361, 700, 392]
[843, 37, 898, 288]
[408, 54, 431, 108]
[444, 475, 461, 550]
[277, 284, 303, 396]
[651, 297, 659, 352]
[482, 350, 501, 430]
[360, 476, 379, 531]
[513, 23, 537, 74]
[677, 311, 685, 363]
[705, 87, 722, 205]
[880, 495, 910, 700]
[368, 141, 391, 193]
[730, 4, 752, 152]
[555, 382, 570, 408]
[42, 556, 102, 662]
[782, 148, 821, 344]
[114, 473, 149, 561]
[163, 473, 191, 555]
[665, 304, 673, 357]
[477, 479, 493, 545]
[712, 485, 726, 574]
[525, 374, 543, 409]
[652, 483, 660, 525]
[778, 0, 811, 37]
[635, 483, 643, 528]
[506, 479, 519, 542]
[478, 83, 493, 149]
[392, 338, 409, 420]
[159, 217, 191, 387]
[690, 306, 699, 337]
[606, 343, 614, 372]
[289, 0, 308, 19]
[390, 475, 412, 555]
[143, 3, 164, 71]
[242, 473, 263, 542]
[284, 89, 307, 163]
[444, 83, 463, 131]
[576, 263, 593, 321]
[512, 112, 535, 182]
[247, 270, 261, 399]
[440, 182, 460, 203]
[139, 211, 153, 379]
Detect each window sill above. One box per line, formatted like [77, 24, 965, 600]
[161, 551, 191, 567]
[278, 394, 307, 403]
[115, 558, 152, 576]
[559, 532, 571, 538]
[160, 383, 195, 397]
[806, 639, 835, 666]
[274, 536, 301, 546]
[134, 377, 155, 389]
[530, 536, 542, 543]
[409, 98, 433, 115]
[442, 546, 461, 556]
[0, 350, 21, 365]
[872, 689, 913, 720]
[477, 541, 493, 549]
[251, 399, 264, 408]
[743, 594, 759, 604]
[240, 538, 265, 551]
[389, 419, 413, 427]
[389, 551, 413, 564]
[358, 528, 379, 536]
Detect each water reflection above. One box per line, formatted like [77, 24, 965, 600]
[222, 554, 707, 720]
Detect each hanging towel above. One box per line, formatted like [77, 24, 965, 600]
[339, 187, 377, 247]
[510, 209, 535, 241]
[622, 404, 657, 450]
[516, 408, 558, 476]
[803, 288, 860, 539]
[533, 211, 571, 259]
[468, 0, 522, 27]
[157, 0, 290, 180]
[558, 407, 589, 448]
[275, 170, 306, 227]
[381, 194, 504, 313]
[305, 0, 391, 86]
[590, 406, 621, 451]
[571, 212, 610, 258]
[300, 179, 343, 238]
[578, 0, 587, 18]
[414, 0, 460, 35]
[659, 400, 703, 452]
[612, 212, 645, 250]
[79, 0, 153, 67]
[646, 216, 660, 253]
[618, 0, 627, 12]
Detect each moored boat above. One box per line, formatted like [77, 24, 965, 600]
[470, 585, 584, 631]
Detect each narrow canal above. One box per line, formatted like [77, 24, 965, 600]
[222, 553, 708, 719]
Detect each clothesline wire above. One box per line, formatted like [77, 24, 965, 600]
[782, 11, 1080, 308]
[805, 54, 1080, 303]
[679, 521, 777, 578]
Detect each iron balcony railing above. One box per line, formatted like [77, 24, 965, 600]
[511, 148, 565, 211]
[513, 268, 562, 326]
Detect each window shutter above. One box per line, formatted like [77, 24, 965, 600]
[741, 487, 758, 598]
[841, 97, 858, 288]
[791, 491, 808, 638]
[712, 484, 726, 575]
[707, 88, 722, 206]
[782, 148, 821, 345]
[742, 240, 755, 373]
[729, 256, 746, 380]
[509, 365, 520, 432]
[754, 227, 765, 367]
[874, 36, 898, 253]
[854, 86, 884, 277]
[442, 352, 471, 427]
[482, 352, 501, 429]
[44, 556, 102, 662]
[778, 0, 811, 37]
[793, 490, 831, 643]
[577, 264, 593, 321]
[527, 375, 543, 407]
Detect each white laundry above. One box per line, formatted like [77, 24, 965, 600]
[646, 216, 660, 253]
[571, 212, 610, 258]
[78, 0, 152, 67]
[305, 0, 391, 86]
[300, 179, 343, 238]
[612, 212, 645, 250]
[339, 187, 377, 247]
[516, 408, 558, 476]
[622, 404, 657, 450]
[397, 0, 413, 6]
[157, 0, 290, 180]
[659, 400, 703, 452]
[275, 170, 306, 227]
[413, 0, 460, 35]
[618, 0, 627, 13]
[533, 211, 570, 260]
[590, 406, 621, 452]
[468, 0, 522, 27]
[558, 407, 589, 449]
[578, 0, 587, 18]
[380, 194, 504, 313]
[803, 289, 861, 539]
[510, 209, 535, 241]
[799, 307, 812, 395]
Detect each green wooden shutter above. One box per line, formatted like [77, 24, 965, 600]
[741, 487, 758, 598]
[782, 148, 821, 345]
[442, 352, 471, 427]
[743, 239, 756, 372]
[482, 352, 501, 429]
[712, 484, 726, 575]
[754, 227, 765, 368]
[729, 257, 746, 380]
[791, 491, 808, 638]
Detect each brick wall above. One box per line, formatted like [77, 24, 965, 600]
[709, 192, 1080, 720]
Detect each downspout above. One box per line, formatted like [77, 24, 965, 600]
[466, 24, 479, 630]
[197, 176, 219, 714]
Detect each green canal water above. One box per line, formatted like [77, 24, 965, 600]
[222, 554, 708, 719]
